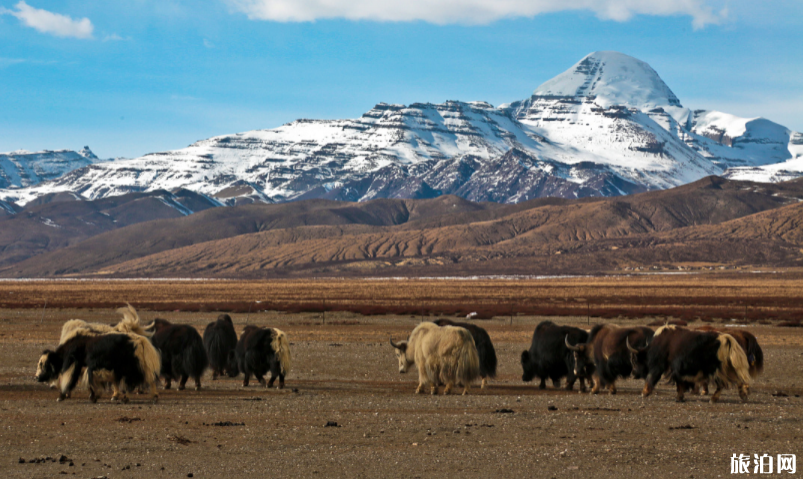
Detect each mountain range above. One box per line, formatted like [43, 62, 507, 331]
[1, 176, 802, 278]
[1, 51, 801, 209]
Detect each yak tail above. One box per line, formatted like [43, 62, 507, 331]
[475, 329, 498, 379]
[271, 329, 291, 376]
[130, 334, 162, 382]
[455, 334, 481, 386]
[743, 333, 764, 376]
[716, 334, 752, 387]
[116, 303, 149, 337]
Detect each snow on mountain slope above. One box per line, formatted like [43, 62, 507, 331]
[0, 147, 102, 189]
[1, 52, 799, 207]
[531, 51, 682, 110]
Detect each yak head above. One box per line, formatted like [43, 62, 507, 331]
[225, 350, 240, 378]
[564, 335, 593, 378]
[35, 350, 60, 383]
[144, 318, 172, 334]
[626, 336, 650, 379]
[389, 337, 413, 373]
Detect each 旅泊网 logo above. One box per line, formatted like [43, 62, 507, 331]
[731, 454, 796, 474]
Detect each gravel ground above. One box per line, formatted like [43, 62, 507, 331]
[0, 309, 801, 478]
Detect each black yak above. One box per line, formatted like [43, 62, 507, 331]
[433, 318, 497, 388]
[565, 324, 654, 394]
[629, 325, 751, 403]
[203, 314, 239, 380]
[233, 326, 291, 389]
[521, 321, 591, 392]
[145, 319, 208, 391]
[36, 332, 160, 403]
[390, 322, 480, 395]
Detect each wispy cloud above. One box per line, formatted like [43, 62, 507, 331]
[228, 0, 727, 28]
[1, 1, 93, 39]
[203, 38, 215, 48]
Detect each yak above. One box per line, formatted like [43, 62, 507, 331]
[36, 332, 160, 403]
[565, 324, 654, 394]
[203, 314, 239, 380]
[390, 322, 480, 395]
[433, 318, 497, 389]
[233, 325, 291, 389]
[694, 326, 764, 395]
[521, 321, 591, 392]
[145, 318, 208, 391]
[629, 325, 751, 403]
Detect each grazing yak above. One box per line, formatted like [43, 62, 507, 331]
[36, 332, 160, 403]
[58, 303, 149, 345]
[233, 326, 291, 389]
[203, 314, 239, 380]
[629, 325, 751, 403]
[694, 326, 764, 395]
[390, 322, 480, 395]
[145, 319, 208, 391]
[433, 319, 497, 389]
[565, 324, 654, 394]
[521, 321, 591, 392]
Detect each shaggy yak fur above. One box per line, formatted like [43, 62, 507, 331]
[629, 325, 752, 403]
[58, 303, 149, 345]
[566, 324, 654, 395]
[521, 321, 592, 392]
[203, 314, 239, 380]
[433, 318, 497, 389]
[694, 326, 764, 395]
[36, 332, 160, 403]
[232, 326, 291, 389]
[390, 322, 480, 395]
[145, 319, 208, 391]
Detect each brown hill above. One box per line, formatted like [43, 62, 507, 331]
[0, 189, 217, 268]
[4, 176, 802, 278]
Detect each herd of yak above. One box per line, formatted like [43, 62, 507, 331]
[34, 305, 763, 404]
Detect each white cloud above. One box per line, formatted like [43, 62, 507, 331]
[227, 0, 726, 28]
[2, 1, 93, 39]
[203, 38, 215, 48]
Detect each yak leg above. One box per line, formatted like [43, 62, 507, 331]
[164, 377, 172, 390]
[430, 384, 438, 395]
[675, 382, 687, 402]
[578, 377, 587, 393]
[278, 374, 285, 390]
[697, 381, 709, 396]
[113, 382, 129, 404]
[564, 374, 576, 392]
[212, 370, 219, 381]
[642, 374, 657, 398]
[710, 380, 725, 404]
[178, 375, 189, 391]
[255, 374, 266, 387]
[194, 375, 202, 391]
[443, 383, 453, 395]
[553, 378, 562, 389]
[242, 372, 251, 388]
[609, 382, 617, 395]
[267, 372, 277, 388]
[591, 376, 602, 395]
[481, 377, 487, 389]
[538, 377, 547, 390]
[738, 384, 749, 403]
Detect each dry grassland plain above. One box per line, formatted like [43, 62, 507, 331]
[0, 275, 802, 478]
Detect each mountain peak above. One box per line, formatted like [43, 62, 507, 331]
[533, 51, 682, 109]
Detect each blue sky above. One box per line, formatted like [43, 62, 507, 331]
[1, 0, 801, 158]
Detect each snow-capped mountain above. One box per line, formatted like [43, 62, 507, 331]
[1, 52, 800, 207]
[0, 147, 104, 190]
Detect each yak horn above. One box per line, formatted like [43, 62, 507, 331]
[565, 335, 582, 351]
[389, 336, 400, 349]
[626, 337, 639, 354]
